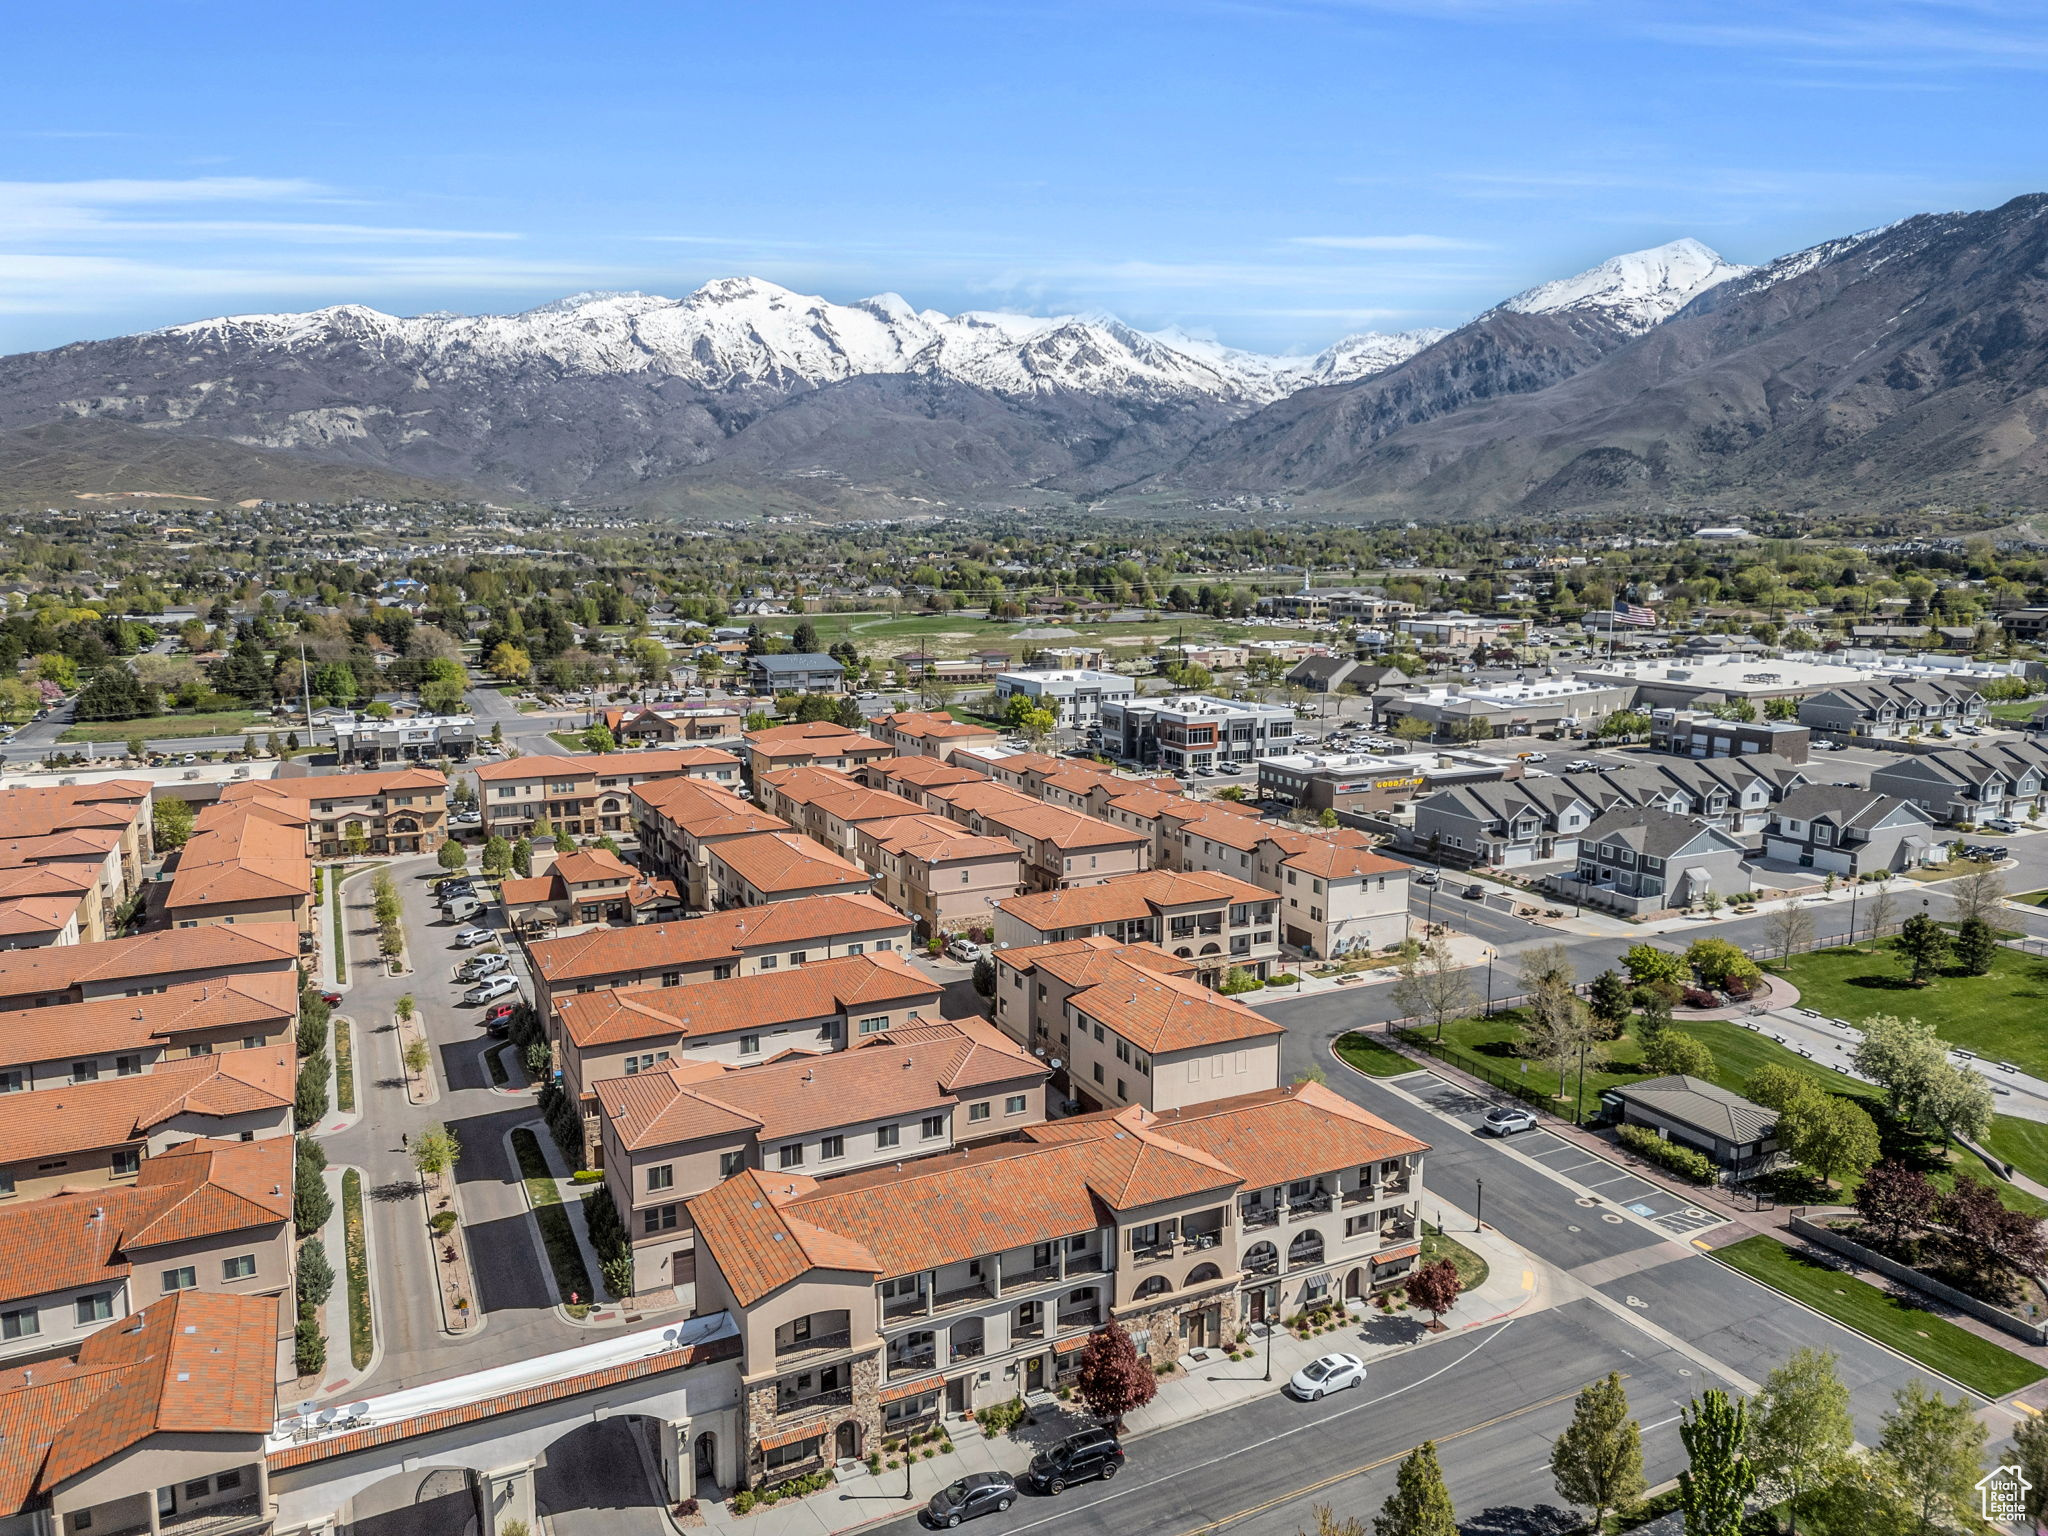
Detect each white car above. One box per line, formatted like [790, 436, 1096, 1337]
[462, 976, 518, 1006]
[1288, 1353, 1367, 1401]
[452, 927, 494, 948]
[945, 940, 986, 963]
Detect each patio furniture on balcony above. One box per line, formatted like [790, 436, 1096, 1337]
[777, 1385, 854, 1416]
[1240, 1203, 1280, 1230]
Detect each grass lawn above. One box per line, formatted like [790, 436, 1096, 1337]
[1990, 702, 2040, 721]
[749, 610, 1274, 660]
[511, 1128, 594, 1320]
[1415, 1009, 2039, 1212]
[1984, 1117, 2048, 1190]
[1419, 1223, 1490, 1291]
[2014, 890, 2048, 908]
[333, 1020, 355, 1114]
[59, 709, 266, 743]
[1766, 942, 2048, 1079]
[1712, 1235, 2046, 1396]
[341, 1169, 373, 1371]
[1333, 1031, 1419, 1077]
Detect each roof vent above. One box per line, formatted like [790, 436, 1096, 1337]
[176, 1372, 191, 1382]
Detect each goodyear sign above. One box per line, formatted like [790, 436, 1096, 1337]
[1334, 775, 1425, 793]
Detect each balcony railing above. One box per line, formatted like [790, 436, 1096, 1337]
[950, 1337, 987, 1362]
[1244, 1255, 1279, 1277]
[1132, 1243, 1174, 1265]
[777, 1386, 854, 1417]
[932, 1280, 993, 1313]
[1003, 1262, 1060, 1288]
[1064, 1251, 1106, 1276]
[1341, 1186, 1377, 1208]
[1181, 1229, 1224, 1252]
[1380, 1219, 1418, 1243]
[1012, 1317, 1047, 1341]
[883, 1293, 930, 1320]
[776, 1329, 851, 1359]
[1240, 1205, 1280, 1230]
[1287, 1192, 1332, 1218]
[1057, 1306, 1102, 1330]
[887, 1351, 937, 1379]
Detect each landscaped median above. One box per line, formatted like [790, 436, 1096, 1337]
[1709, 1234, 2045, 1397]
[510, 1127, 596, 1320]
[341, 1168, 373, 1372]
[1334, 1030, 1420, 1078]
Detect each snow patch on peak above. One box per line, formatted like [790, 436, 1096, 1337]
[1492, 238, 1752, 332]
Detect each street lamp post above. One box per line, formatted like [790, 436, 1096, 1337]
[1574, 1039, 1589, 1127]
[1475, 1177, 1484, 1233]
[1848, 880, 1860, 944]
[1484, 954, 1495, 1018]
[1263, 1309, 1273, 1383]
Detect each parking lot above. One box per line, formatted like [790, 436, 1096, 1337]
[1406, 1077, 1726, 1240]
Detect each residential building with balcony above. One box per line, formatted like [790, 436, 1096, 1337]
[751, 768, 929, 860]
[217, 768, 447, 858]
[1762, 786, 1937, 876]
[524, 893, 912, 1027]
[1797, 677, 1989, 740]
[1545, 808, 1750, 917]
[0, 1048, 292, 1204]
[867, 712, 1003, 762]
[850, 815, 1023, 941]
[856, 755, 988, 803]
[1173, 816, 1409, 960]
[1871, 739, 2048, 826]
[0, 1137, 293, 1365]
[741, 724, 892, 782]
[747, 653, 847, 695]
[1094, 788, 1255, 868]
[987, 937, 1279, 1111]
[594, 1015, 1047, 1291]
[499, 847, 685, 934]
[0, 1291, 280, 1536]
[706, 831, 876, 909]
[0, 970, 295, 1096]
[475, 750, 734, 841]
[161, 801, 314, 938]
[992, 869, 1279, 985]
[0, 781, 153, 895]
[686, 1082, 1426, 1488]
[632, 777, 792, 909]
[552, 951, 943, 1129]
[0, 925, 300, 1011]
[0, 781, 152, 946]
[920, 781, 1149, 894]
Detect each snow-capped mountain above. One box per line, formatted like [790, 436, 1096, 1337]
[151, 279, 1442, 407]
[13, 201, 2042, 519]
[1488, 238, 1752, 333]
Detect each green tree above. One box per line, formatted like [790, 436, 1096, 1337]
[74, 664, 157, 721]
[487, 642, 532, 683]
[1587, 969, 1632, 1037]
[512, 837, 534, 877]
[1952, 916, 1998, 977]
[1621, 943, 1687, 990]
[971, 955, 996, 998]
[1679, 1389, 1756, 1536]
[152, 793, 197, 851]
[580, 723, 617, 753]
[1551, 1373, 1645, 1533]
[1873, 1380, 1985, 1536]
[1372, 1441, 1458, 1536]
[1685, 937, 1759, 992]
[2011, 1409, 2048, 1525]
[1778, 1092, 1881, 1192]
[1893, 913, 1951, 986]
[436, 839, 467, 874]
[791, 619, 821, 654]
[410, 1123, 462, 1180]
[1318, 808, 1340, 829]
[1644, 1029, 1716, 1080]
[1851, 1014, 1950, 1121]
[293, 1147, 332, 1236]
[1748, 1348, 1855, 1536]
[482, 835, 512, 877]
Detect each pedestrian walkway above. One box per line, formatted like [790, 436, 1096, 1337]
[1241, 930, 1496, 1008]
[682, 1219, 1541, 1536]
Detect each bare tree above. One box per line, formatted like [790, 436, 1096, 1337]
[1764, 901, 1816, 960]
[1391, 933, 1478, 1039]
[1861, 879, 1898, 943]
[1947, 866, 2007, 929]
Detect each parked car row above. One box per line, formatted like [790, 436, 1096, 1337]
[922, 1431, 1126, 1527]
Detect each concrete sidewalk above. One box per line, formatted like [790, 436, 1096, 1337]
[682, 1217, 1540, 1536]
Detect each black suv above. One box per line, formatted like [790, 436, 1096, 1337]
[1025, 1429, 1124, 1493]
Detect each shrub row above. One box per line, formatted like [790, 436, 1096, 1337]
[1616, 1123, 1716, 1183]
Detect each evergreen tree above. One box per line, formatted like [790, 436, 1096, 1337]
[1551, 1373, 1645, 1532]
[1679, 1389, 1755, 1536]
[1373, 1441, 1457, 1536]
[513, 837, 534, 878]
[1587, 969, 1632, 1037]
[1894, 913, 1952, 985]
[482, 835, 512, 877]
[1953, 916, 1999, 978]
[791, 619, 821, 654]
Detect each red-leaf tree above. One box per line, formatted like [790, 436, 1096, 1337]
[1075, 1321, 1157, 1429]
[1406, 1258, 1463, 1331]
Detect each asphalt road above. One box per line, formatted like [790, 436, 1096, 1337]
[853, 1302, 1718, 1536]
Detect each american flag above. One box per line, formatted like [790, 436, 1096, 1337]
[1612, 597, 1658, 627]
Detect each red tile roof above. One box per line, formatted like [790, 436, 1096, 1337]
[0, 926, 296, 1003]
[708, 831, 873, 895]
[0, 971, 296, 1070]
[0, 1291, 276, 1513]
[997, 869, 1268, 932]
[0, 1050, 292, 1166]
[526, 893, 909, 985]
[556, 951, 941, 1050]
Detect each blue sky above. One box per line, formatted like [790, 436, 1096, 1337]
[3, 0, 2045, 355]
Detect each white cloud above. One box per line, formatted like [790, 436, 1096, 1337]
[1289, 234, 1490, 249]
[0, 177, 518, 242]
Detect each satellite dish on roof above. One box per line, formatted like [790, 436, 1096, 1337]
[1050, 1058, 1063, 1070]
